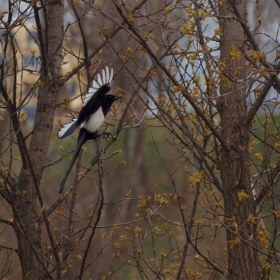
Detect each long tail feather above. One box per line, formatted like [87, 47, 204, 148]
[59, 130, 88, 193]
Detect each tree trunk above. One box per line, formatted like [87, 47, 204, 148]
[219, 1, 260, 279]
[13, 1, 64, 279]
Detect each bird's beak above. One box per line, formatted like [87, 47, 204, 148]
[113, 95, 122, 101]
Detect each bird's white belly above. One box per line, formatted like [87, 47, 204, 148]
[81, 107, 105, 133]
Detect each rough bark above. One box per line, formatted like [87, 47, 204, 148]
[12, 1, 64, 279]
[219, 1, 259, 279]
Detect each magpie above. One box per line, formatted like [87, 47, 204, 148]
[57, 66, 121, 193]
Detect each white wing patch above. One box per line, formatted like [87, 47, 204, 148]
[102, 69, 106, 84]
[83, 66, 114, 107]
[97, 73, 102, 86]
[57, 118, 77, 139]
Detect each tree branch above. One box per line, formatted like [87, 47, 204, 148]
[112, 0, 230, 151]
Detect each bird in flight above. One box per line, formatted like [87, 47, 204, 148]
[57, 66, 121, 193]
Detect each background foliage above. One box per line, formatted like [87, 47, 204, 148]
[0, 0, 280, 279]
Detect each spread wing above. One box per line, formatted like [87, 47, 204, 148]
[57, 118, 78, 139]
[77, 66, 113, 123]
[83, 66, 113, 107]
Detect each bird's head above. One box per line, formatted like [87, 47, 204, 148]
[103, 94, 122, 105]
[101, 94, 122, 116]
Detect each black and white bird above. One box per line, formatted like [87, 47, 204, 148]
[58, 66, 121, 193]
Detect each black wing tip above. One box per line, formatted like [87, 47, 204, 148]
[57, 131, 64, 139]
[104, 84, 111, 93]
[100, 84, 110, 90]
[94, 84, 111, 97]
